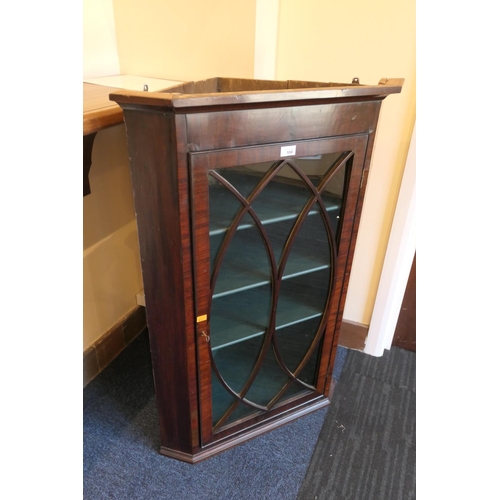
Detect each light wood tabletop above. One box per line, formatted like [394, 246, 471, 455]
[83, 75, 183, 195]
[83, 76, 183, 136]
[83, 83, 123, 136]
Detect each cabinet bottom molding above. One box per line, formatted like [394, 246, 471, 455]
[160, 396, 331, 464]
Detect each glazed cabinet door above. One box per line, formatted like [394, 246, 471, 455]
[190, 135, 369, 447]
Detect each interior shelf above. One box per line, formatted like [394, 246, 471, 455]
[210, 269, 329, 350]
[209, 171, 342, 236]
[211, 212, 335, 298]
[211, 316, 322, 424]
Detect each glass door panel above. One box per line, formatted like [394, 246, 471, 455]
[204, 149, 354, 432]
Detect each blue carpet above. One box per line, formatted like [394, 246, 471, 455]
[84, 331, 347, 500]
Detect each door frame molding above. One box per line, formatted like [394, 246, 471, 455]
[364, 123, 416, 356]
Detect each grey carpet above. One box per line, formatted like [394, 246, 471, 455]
[297, 346, 416, 500]
[83, 330, 347, 500]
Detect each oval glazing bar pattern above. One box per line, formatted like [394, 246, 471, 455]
[207, 152, 353, 432]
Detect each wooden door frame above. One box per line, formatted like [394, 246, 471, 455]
[189, 135, 369, 446]
[364, 123, 416, 356]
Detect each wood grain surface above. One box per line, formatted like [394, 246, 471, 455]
[83, 83, 123, 135]
[111, 77, 403, 462]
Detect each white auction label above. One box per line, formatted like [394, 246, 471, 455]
[280, 145, 296, 157]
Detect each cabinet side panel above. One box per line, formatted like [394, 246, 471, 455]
[185, 101, 381, 150]
[122, 109, 199, 454]
[174, 115, 201, 450]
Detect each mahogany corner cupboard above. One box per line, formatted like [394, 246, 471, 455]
[109, 76, 403, 463]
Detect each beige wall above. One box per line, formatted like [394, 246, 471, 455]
[83, 0, 257, 350]
[83, 0, 415, 349]
[83, 0, 120, 78]
[83, 126, 143, 349]
[112, 0, 256, 81]
[275, 0, 416, 325]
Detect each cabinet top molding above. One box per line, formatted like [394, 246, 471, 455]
[109, 77, 404, 112]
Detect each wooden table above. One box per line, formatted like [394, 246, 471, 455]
[83, 83, 124, 196]
[84, 83, 124, 136]
[83, 76, 183, 196]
